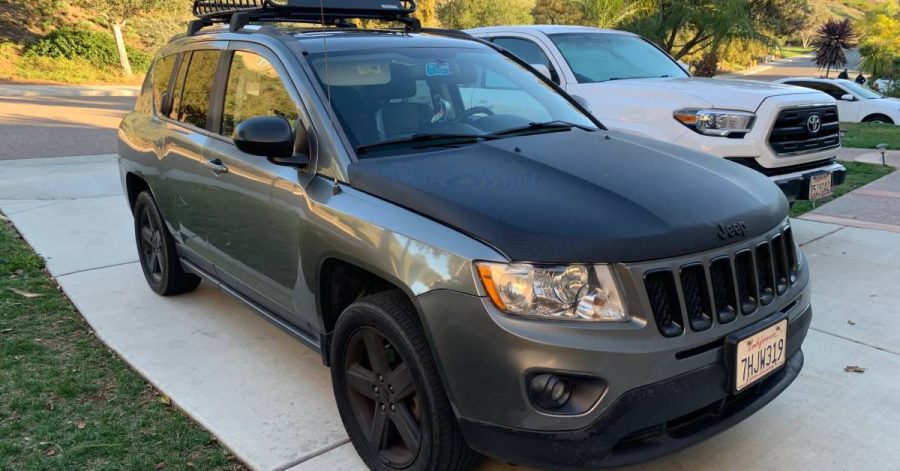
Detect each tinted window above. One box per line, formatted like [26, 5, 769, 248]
[177, 50, 221, 129]
[793, 82, 845, 100]
[169, 56, 189, 121]
[151, 54, 177, 115]
[222, 51, 299, 137]
[549, 33, 688, 83]
[493, 37, 552, 69]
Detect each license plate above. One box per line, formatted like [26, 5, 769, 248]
[809, 173, 833, 200]
[734, 319, 788, 392]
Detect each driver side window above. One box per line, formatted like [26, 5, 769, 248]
[221, 51, 299, 138]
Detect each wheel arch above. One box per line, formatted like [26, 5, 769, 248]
[317, 256, 427, 366]
[862, 113, 895, 124]
[125, 172, 153, 211]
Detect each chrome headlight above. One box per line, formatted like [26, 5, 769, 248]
[476, 262, 628, 322]
[674, 109, 756, 137]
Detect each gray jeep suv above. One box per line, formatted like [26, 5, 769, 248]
[118, 1, 812, 470]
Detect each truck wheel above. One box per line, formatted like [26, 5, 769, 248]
[133, 191, 200, 296]
[331, 291, 477, 471]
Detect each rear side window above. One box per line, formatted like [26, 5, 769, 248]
[175, 50, 221, 129]
[221, 51, 299, 137]
[151, 55, 177, 115]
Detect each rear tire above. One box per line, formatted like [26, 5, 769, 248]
[133, 191, 200, 296]
[862, 114, 894, 125]
[331, 291, 478, 471]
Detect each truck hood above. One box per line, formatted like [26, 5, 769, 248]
[578, 77, 823, 112]
[348, 129, 788, 263]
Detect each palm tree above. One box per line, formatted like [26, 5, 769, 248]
[812, 18, 856, 78]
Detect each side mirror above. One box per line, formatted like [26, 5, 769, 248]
[571, 95, 592, 113]
[234, 116, 309, 168]
[530, 63, 553, 81]
[678, 61, 691, 75]
[840, 93, 856, 101]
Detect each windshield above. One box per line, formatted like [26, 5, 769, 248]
[306, 47, 597, 156]
[549, 33, 688, 83]
[841, 81, 884, 99]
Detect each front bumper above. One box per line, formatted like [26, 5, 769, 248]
[772, 162, 847, 202]
[457, 307, 809, 470]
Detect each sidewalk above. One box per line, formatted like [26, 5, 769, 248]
[2, 155, 900, 470]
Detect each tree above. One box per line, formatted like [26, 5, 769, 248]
[76, 0, 179, 76]
[413, 0, 441, 27]
[858, 0, 900, 81]
[623, 0, 770, 60]
[532, 0, 583, 25]
[438, 0, 534, 29]
[575, 0, 651, 28]
[812, 18, 856, 78]
[748, 0, 811, 38]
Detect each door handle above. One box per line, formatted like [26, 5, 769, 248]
[204, 159, 229, 175]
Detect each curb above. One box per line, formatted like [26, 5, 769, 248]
[0, 84, 141, 97]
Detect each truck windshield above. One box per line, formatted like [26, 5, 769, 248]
[549, 33, 688, 84]
[306, 47, 597, 156]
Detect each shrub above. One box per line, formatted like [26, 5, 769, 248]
[25, 27, 150, 73]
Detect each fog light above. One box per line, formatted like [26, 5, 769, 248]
[530, 374, 572, 410]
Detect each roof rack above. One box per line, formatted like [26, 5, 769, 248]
[188, 0, 420, 36]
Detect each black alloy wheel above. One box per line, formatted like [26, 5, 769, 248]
[132, 191, 200, 296]
[344, 327, 423, 467]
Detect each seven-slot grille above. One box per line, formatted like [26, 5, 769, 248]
[644, 225, 799, 338]
[768, 104, 840, 155]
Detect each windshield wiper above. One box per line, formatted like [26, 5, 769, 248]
[606, 75, 671, 81]
[356, 133, 494, 154]
[489, 121, 596, 137]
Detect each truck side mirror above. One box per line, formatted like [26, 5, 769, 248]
[530, 63, 552, 81]
[571, 95, 592, 113]
[840, 93, 856, 102]
[678, 61, 691, 75]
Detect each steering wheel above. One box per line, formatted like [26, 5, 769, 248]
[456, 106, 495, 122]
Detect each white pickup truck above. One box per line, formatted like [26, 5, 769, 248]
[467, 25, 846, 202]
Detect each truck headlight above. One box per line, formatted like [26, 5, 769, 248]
[476, 262, 628, 322]
[674, 109, 756, 137]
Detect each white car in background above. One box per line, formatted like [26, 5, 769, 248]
[466, 25, 846, 203]
[776, 78, 900, 125]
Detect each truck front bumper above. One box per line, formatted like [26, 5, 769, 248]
[771, 162, 847, 203]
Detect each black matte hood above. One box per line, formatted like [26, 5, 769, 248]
[348, 129, 788, 263]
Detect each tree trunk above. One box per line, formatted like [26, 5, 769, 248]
[112, 21, 132, 77]
[824, 64, 830, 78]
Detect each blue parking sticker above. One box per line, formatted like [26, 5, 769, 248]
[426, 62, 451, 77]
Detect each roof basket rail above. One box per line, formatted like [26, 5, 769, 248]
[188, 0, 420, 36]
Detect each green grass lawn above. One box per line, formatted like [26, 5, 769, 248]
[842, 122, 900, 150]
[778, 46, 813, 58]
[0, 217, 246, 470]
[790, 161, 895, 217]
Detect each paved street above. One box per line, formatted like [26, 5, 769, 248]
[0, 89, 135, 160]
[726, 49, 862, 82]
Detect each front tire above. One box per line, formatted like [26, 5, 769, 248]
[133, 191, 200, 296]
[331, 291, 477, 471]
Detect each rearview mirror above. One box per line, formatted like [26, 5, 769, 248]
[840, 93, 856, 101]
[234, 116, 309, 168]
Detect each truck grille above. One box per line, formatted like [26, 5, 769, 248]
[768, 105, 840, 156]
[642, 224, 800, 338]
